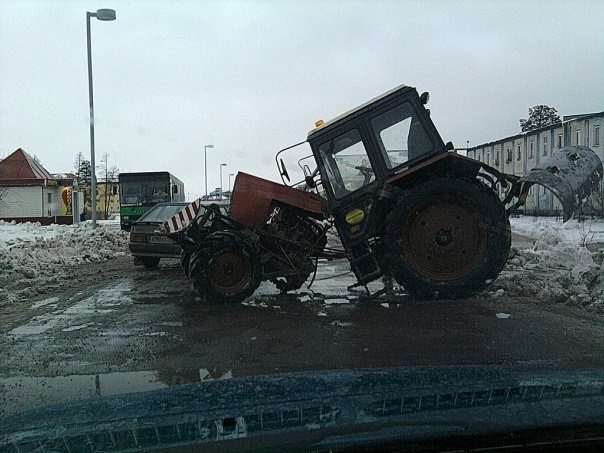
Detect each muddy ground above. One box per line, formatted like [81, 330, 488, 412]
[1, 253, 603, 417]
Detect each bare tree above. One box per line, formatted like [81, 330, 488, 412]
[0, 166, 7, 216]
[98, 153, 119, 219]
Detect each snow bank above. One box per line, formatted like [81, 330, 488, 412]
[1, 216, 604, 312]
[0, 221, 128, 305]
[510, 215, 604, 245]
[491, 216, 604, 312]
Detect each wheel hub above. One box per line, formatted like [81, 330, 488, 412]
[402, 199, 487, 281]
[208, 250, 251, 292]
[435, 228, 453, 246]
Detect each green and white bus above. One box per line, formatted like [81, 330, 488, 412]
[118, 172, 185, 230]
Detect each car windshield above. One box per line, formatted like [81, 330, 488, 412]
[137, 204, 187, 222]
[1, 1, 603, 451]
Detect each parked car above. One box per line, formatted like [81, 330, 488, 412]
[128, 202, 190, 268]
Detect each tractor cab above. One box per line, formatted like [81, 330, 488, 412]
[306, 85, 446, 208]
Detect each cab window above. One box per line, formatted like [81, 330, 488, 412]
[371, 103, 434, 169]
[319, 129, 375, 199]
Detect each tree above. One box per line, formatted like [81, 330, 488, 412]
[0, 166, 7, 215]
[74, 152, 92, 213]
[519, 105, 561, 132]
[98, 152, 119, 219]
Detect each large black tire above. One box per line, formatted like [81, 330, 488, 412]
[189, 232, 260, 303]
[384, 177, 511, 299]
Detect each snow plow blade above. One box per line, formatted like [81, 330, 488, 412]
[513, 146, 603, 221]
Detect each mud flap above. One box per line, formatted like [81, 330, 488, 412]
[513, 146, 603, 221]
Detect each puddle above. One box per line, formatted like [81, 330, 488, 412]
[324, 298, 350, 305]
[155, 321, 183, 327]
[29, 297, 60, 310]
[8, 279, 131, 337]
[62, 323, 93, 332]
[0, 367, 233, 417]
[331, 321, 353, 327]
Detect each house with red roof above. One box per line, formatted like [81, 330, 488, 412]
[0, 148, 82, 224]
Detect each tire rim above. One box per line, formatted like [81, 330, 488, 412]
[401, 198, 487, 281]
[208, 249, 252, 293]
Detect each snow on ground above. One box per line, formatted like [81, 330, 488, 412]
[0, 215, 603, 312]
[510, 215, 604, 246]
[492, 216, 604, 312]
[0, 220, 128, 305]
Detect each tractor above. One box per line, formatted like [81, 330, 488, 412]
[165, 84, 602, 302]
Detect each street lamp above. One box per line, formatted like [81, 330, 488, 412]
[204, 144, 214, 199]
[87, 8, 116, 229]
[228, 173, 235, 196]
[219, 163, 227, 200]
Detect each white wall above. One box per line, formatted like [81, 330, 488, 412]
[0, 186, 43, 217]
[0, 186, 62, 218]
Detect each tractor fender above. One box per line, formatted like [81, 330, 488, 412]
[513, 146, 603, 221]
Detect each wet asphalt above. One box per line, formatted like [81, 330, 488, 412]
[0, 237, 603, 417]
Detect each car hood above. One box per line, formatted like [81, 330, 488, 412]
[1, 365, 603, 451]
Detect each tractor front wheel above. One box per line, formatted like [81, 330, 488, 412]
[189, 233, 260, 303]
[384, 177, 510, 299]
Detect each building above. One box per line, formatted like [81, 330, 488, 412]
[95, 182, 121, 218]
[467, 111, 603, 215]
[0, 148, 83, 224]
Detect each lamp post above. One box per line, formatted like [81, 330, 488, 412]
[204, 144, 214, 199]
[219, 163, 227, 199]
[228, 173, 234, 196]
[87, 8, 116, 229]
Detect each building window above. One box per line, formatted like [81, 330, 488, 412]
[495, 150, 500, 166]
[595, 125, 600, 147]
[576, 129, 582, 145]
[516, 144, 521, 161]
[506, 148, 512, 163]
[543, 136, 548, 155]
[557, 134, 563, 148]
[529, 141, 534, 159]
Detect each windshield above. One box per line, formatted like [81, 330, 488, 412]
[1, 0, 603, 451]
[319, 129, 376, 198]
[120, 180, 170, 205]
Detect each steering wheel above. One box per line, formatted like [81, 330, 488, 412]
[354, 165, 374, 185]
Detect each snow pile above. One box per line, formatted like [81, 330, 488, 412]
[0, 221, 128, 305]
[510, 215, 604, 245]
[491, 216, 604, 311]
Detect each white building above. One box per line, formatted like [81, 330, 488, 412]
[467, 111, 603, 215]
[0, 148, 82, 224]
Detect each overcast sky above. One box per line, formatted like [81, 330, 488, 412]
[1, 0, 603, 199]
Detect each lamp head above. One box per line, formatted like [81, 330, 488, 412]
[96, 9, 116, 21]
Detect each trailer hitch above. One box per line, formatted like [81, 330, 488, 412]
[508, 146, 603, 221]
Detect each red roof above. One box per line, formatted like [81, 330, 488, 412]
[0, 148, 56, 186]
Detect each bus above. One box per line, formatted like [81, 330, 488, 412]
[118, 172, 185, 230]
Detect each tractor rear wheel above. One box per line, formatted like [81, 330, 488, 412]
[189, 233, 260, 303]
[384, 177, 510, 298]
